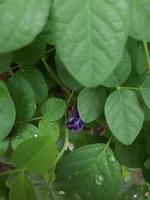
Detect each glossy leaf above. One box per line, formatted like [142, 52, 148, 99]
[0, 0, 51, 53]
[7, 73, 36, 121]
[105, 89, 144, 145]
[41, 97, 66, 121]
[0, 80, 16, 141]
[9, 173, 36, 200]
[102, 50, 131, 87]
[54, 143, 121, 200]
[11, 136, 57, 174]
[52, 0, 130, 87]
[77, 87, 107, 122]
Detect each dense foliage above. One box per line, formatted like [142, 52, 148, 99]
[0, 0, 150, 199]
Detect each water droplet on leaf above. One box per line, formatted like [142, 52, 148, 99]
[95, 175, 104, 186]
[59, 191, 65, 195]
[108, 155, 115, 163]
[133, 193, 138, 199]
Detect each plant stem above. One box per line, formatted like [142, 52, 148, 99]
[117, 86, 139, 91]
[41, 58, 69, 94]
[0, 169, 21, 176]
[143, 41, 150, 72]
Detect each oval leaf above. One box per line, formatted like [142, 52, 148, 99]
[0, 80, 16, 141]
[140, 75, 150, 109]
[41, 98, 66, 121]
[77, 87, 107, 122]
[0, 0, 51, 53]
[52, 0, 130, 87]
[105, 89, 144, 145]
[7, 74, 36, 121]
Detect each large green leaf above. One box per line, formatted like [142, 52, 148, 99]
[130, 0, 150, 41]
[77, 87, 107, 122]
[0, 0, 51, 53]
[53, 144, 121, 200]
[140, 75, 150, 109]
[52, 0, 130, 87]
[0, 80, 16, 141]
[41, 97, 66, 121]
[18, 67, 48, 104]
[9, 173, 36, 200]
[105, 89, 144, 145]
[11, 136, 57, 174]
[102, 50, 131, 87]
[7, 73, 36, 121]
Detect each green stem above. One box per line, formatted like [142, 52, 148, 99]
[0, 169, 21, 176]
[41, 58, 69, 94]
[143, 41, 150, 72]
[26, 116, 43, 122]
[117, 86, 139, 91]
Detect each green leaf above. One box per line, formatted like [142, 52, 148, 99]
[12, 124, 41, 150]
[7, 73, 36, 121]
[77, 87, 107, 122]
[13, 36, 47, 66]
[105, 89, 144, 145]
[54, 144, 121, 200]
[39, 119, 60, 142]
[102, 50, 131, 87]
[52, 0, 130, 87]
[0, 0, 51, 53]
[140, 75, 150, 109]
[0, 140, 9, 158]
[41, 98, 66, 121]
[9, 173, 36, 200]
[18, 67, 48, 104]
[56, 55, 83, 91]
[115, 140, 144, 168]
[144, 157, 150, 170]
[130, 0, 150, 41]
[0, 53, 13, 73]
[11, 136, 57, 174]
[0, 80, 16, 141]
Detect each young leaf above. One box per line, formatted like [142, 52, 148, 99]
[18, 67, 48, 104]
[9, 173, 36, 200]
[77, 87, 107, 123]
[54, 144, 121, 200]
[0, 80, 16, 142]
[41, 98, 66, 121]
[102, 50, 131, 88]
[39, 119, 60, 142]
[105, 89, 144, 145]
[52, 0, 130, 87]
[140, 75, 150, 109]
[11, 136, 57, 174]
[7, 73, 36, 121]
[0, 0, 51, 53]
[130, 0, 150, 41]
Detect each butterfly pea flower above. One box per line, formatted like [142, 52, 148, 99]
[66, 105, 84, 132]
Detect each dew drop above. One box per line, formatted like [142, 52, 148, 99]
[133, 193, 138, 199]
[59, 191, 65, 195]
[34, 134, 38, 138]
[108, 155, 115, 163]
[95, 175, 104, 186]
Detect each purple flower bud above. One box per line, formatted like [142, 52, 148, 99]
[66, 105, 84, 132]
